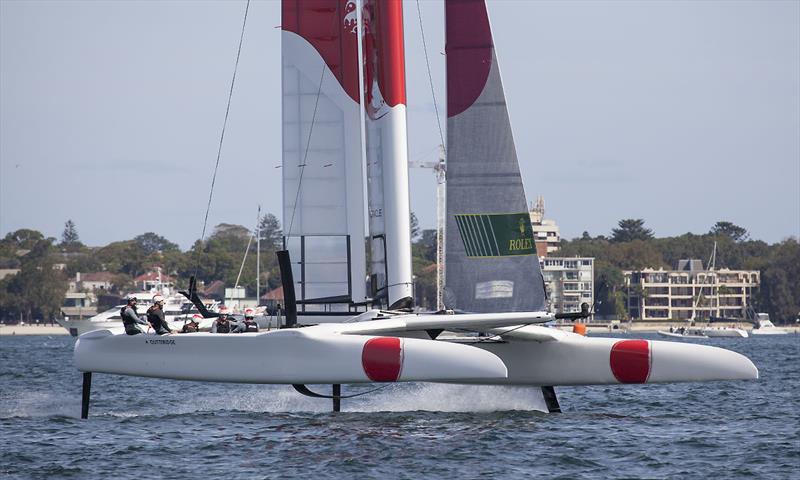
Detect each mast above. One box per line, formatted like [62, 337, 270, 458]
[361, 0, 414, 309]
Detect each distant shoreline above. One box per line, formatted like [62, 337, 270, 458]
[0, 325, 68, 336]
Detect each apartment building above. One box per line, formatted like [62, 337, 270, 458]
[540, 257, 594, 314]
[624, 260, 759, 321]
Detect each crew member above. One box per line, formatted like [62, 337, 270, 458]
[121, 296, 149, 335]
[146, 294, 173, 335]
[181, 314, 202, 333]
[212, 306, 234, 333]
[237, 308, 259, 333]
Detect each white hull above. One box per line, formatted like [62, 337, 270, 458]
[702, 327, 749, 338]
[750, 328, 788, 336]
[74, 329, 507, 384]
[750, 316, 787, 335]
[657, 330, 708, 339]
[73, 323, 758, 387]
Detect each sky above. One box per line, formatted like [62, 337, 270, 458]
[1, 0, 798, 250]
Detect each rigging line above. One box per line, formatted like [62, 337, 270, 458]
[234, 232, 254, 289]
[194, 0, 251, 278]
[415, 0, 446, 155]
[472, 323, 534, 343]
[233, 206, 264, 288]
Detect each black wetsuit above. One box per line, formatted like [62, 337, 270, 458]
[121, 305, 148, 335]
[147, 305, 171, 335]
[242, 319, 258, 332]
[213, 318, 232, 333]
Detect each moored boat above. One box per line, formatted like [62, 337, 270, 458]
[701, 326, 749, 338]
[750, 313, 787, 335]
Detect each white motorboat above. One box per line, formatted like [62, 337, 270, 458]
[750, 313, 787, 335]
[701, 326, 749, 338]
[657, 327, 708, 339]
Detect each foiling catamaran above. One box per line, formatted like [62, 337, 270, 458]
[73, 0, 757, 417]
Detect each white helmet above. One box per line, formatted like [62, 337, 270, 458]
[153, 294, 165, 304]
[244, 308, 254, 319]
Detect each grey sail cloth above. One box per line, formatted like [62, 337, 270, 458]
[444, 21, 546, 313]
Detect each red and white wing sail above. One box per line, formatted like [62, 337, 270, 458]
[282, 0, 367, 305]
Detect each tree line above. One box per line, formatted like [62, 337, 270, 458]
[559, 219, 799, 324]
[0, 215, 283, 322]
[0, 216, 797, 323]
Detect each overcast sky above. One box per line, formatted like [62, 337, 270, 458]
[1, 0, 798, 249]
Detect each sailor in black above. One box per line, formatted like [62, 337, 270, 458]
[146, 294, 173, 335]
[239, 308, 259, 332]
[121, 296, 149, 335]
[211, 306, 234, 333]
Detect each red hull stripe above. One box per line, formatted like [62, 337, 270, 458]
[362, 337, 402, 382]
[610, 340, 651, 384]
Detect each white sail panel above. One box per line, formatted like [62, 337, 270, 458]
[282, 1, 367, 306]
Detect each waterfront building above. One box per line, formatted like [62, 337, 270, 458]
[61, 292, 97, 319]
[540, 257, 595, 315]
[69, 272, 115, 292]
[133, 267, 174, 291]
[624, 260, 759, 321]
[529, 196, 560, 256]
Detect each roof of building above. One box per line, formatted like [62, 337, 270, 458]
[262, 286, 283, 300]
[81, 272, 116, 282]
[0, 268, 20, 281]
[202, 280, 225, 297]
[677, 259, 704, 272]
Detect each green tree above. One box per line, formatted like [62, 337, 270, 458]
[134, 232, 179, 255]
[410, 212, 421, 242]
[3, 229, 44, 250]
[60, 219, 82, 250]
[257, 213, 283, 250]
[611, 219, 654, 243]
[94, 240, 149, 277]
[0, 238, 67, 321]
[710, 221, 749, 242]
[758, 238, 800, 323]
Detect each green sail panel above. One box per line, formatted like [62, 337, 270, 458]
[454, 213, 535, 258]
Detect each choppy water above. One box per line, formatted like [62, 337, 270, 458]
[1, 333, 798, 479]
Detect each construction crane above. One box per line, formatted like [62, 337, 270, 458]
[408, 145, 446, 311]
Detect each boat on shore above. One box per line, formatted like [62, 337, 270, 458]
[750, 313, 787, 335]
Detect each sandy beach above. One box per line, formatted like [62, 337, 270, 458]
[0, 324, 68, 336]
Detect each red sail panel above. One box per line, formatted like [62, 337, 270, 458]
[282, 0, 361, 103]
[446, 0, 493, 118]
[362, 0, 407, 114]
